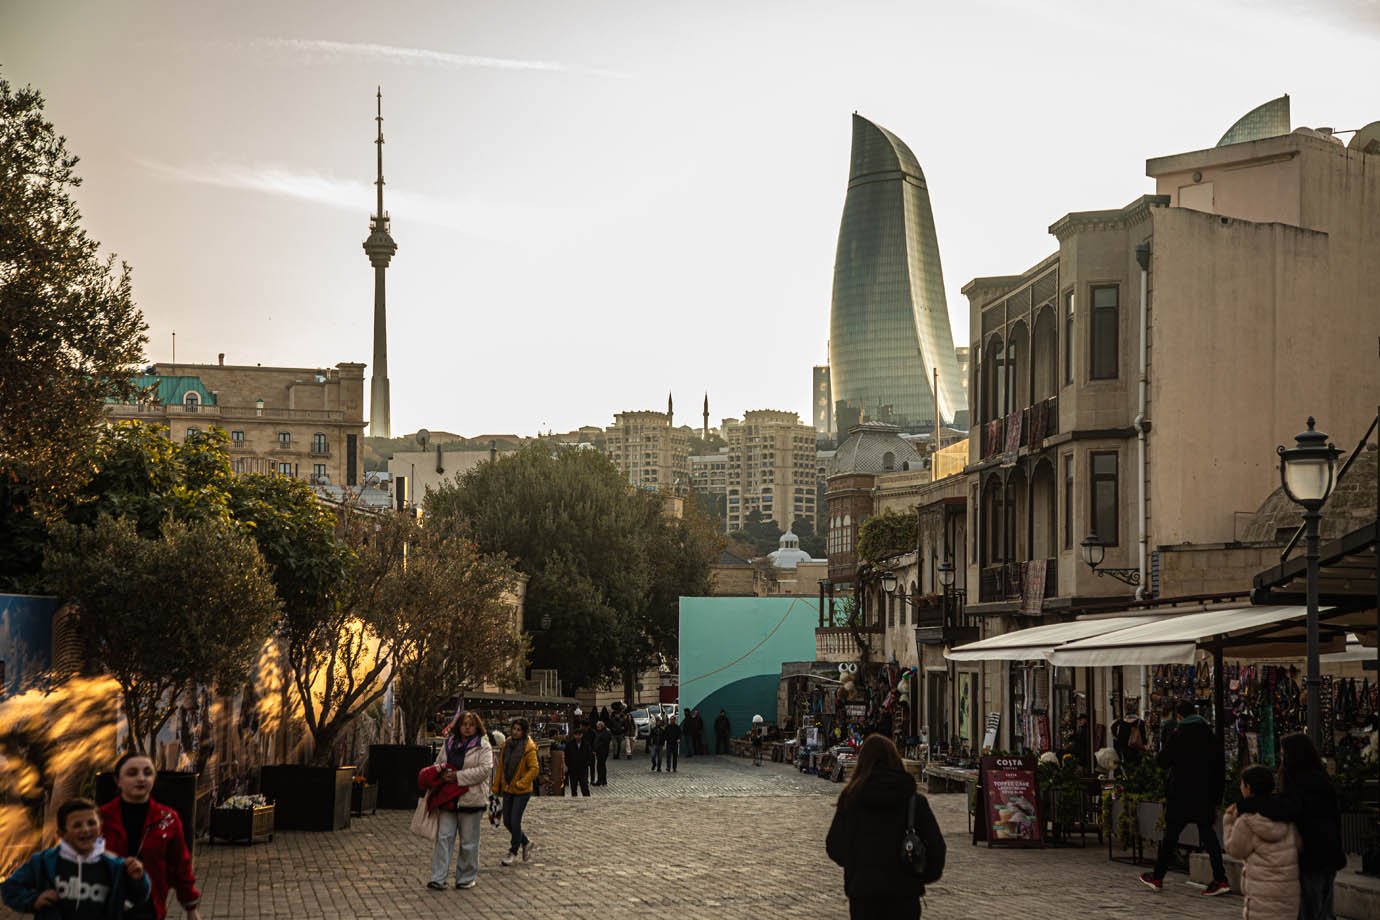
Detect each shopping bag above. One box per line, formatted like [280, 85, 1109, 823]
[409, 796, 438, 840]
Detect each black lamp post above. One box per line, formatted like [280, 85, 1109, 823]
[1277, 417, 1342, 746]
[880, 571, 898, 595]
[1080, 531, 1142, 587]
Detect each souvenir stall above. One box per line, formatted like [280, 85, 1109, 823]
[792, 660, 921, 782]
[453, 691, 579, 796]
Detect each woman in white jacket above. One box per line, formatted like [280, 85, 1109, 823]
[428, 710, 494, 890]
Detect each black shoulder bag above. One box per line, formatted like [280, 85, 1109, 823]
[901, 793, 927, 875]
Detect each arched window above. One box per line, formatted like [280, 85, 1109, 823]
[183, 391, 200, 412]
[882, 451, 896, 471]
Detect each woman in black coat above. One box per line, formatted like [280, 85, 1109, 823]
[826, 734, 946, 920]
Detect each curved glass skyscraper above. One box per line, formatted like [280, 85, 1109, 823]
[829, 114, 967, 434]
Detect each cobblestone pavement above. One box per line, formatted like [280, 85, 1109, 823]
[186, 755, 1246, 920]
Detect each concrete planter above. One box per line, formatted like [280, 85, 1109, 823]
[259, 765, 354, 832]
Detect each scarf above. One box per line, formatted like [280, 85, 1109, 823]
[503, 736, 527, 782]
[446, 732, 479, 769]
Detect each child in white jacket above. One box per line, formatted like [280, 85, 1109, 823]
[1224, 764, 1302, 920]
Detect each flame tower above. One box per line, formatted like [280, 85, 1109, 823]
[363, 88, 397, 438]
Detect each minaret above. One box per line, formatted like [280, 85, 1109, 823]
[702, 393, 709, 440]
[363, 87, 397, 439]
[667, 391, 674, 427]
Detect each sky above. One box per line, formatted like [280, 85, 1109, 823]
[4, 0, 1378, 437]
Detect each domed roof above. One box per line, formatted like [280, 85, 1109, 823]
[1240, 443, 1376, 543]
[767, 529, 814, 570]
[829, 423, 923, 476]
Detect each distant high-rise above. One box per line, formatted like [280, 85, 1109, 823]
[829, 114, 967, 434]
[363, 88, 398, 439]
[812, 365, 832, 435]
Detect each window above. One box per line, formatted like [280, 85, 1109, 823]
[1063, 291, 1074, 385]
[233, 457, 246, 474]
[278, 431, 291, 449]
[1090, 285, 1119, 380]
[231, 430, 245, 447]
[1063, 454, 1073, 549]
[1090, 451, 1119, 545]
[313, 463, 327, 481]
[311, 433, 327, 454]
[277, 462, 293, 477]
[183, 392, 200, 412]
[184, 427, 200, 441]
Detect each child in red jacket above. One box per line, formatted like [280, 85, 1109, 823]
[99, 753, 200, 920]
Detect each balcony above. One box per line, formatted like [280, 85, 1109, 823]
[914, 590, 978, 646]
[979, 395, 1059, 461]
[814, 626, 884, 661]
[978, 558, 1058, 606]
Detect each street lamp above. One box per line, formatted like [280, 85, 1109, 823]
[1277, 416, 1342, 745]
[938, 559, 955, 590]
[880, 571, 898, 594]
[1080, 531, 1142, 587]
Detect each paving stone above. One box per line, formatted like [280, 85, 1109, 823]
[174, 756, 1246, 919]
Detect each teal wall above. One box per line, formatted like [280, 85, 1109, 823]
[678, 596, 818, 734]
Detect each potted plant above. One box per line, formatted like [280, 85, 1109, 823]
[209, 794, 274, 845]
[350, 775, 378, 817]
[259, 764, 356, 832]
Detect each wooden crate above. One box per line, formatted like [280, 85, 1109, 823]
[209, 805, 274, 845]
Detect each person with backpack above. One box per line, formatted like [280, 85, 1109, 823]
[826, 734, 945, 919]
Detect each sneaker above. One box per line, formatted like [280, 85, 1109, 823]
[426, 881, 446, 891]
[456, 880, 477, 890]
[1203, 881, 1230, 897]
[500, 853, 515, 867]
[522, 840, 534, 862]
[1138, 872, 1162, 892]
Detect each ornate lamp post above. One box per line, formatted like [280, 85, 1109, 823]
[1277, 417, 1342, 745]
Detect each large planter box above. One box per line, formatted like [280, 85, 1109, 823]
[1340, 812, 1375, 855]
[350, 782, 378, 817]
[94, 770, 199, 853]
[367, 744, 434, 809]
[208, 805, 274, 845]
[259, 765, 354, 832]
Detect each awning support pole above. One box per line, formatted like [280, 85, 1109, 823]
[1213, 644, 1226, 764]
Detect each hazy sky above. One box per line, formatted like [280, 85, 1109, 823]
[5, 1, 1377, 436]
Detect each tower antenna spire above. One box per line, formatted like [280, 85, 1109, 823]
[364, 87, 398, 439]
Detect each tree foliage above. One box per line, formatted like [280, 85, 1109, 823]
[384, 524, 528, 744]
[729, 508, 783, 557]
[856, 509, 918, 564]
[0, 79, 147, 508]
[425, 446, 718, 697]
[42, 515, 280, 754]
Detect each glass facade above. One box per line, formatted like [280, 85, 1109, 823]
[829, 114, 968, 434]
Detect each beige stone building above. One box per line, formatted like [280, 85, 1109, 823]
[108, 359, 366, 486]
[722, 410, 819, 532]
[690, 449, 729, 497]
[947, 117, 1380, 754]
[388, 446, 516, 510]
[602, 410, 691, 493]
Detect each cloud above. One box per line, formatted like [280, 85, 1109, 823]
[251, 38, 632, 80]
[133, 156, 668, 244]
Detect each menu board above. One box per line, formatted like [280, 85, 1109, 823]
[975, 755, 1042, 848]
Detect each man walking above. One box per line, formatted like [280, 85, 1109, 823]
[650, 718, 665, 772]
[664, 715, 683, 773]
[714, 709, 731, 755]
[593, 721, 612, 786]
[610, 707, 626, 760]
[1138, 701, 1230, 896]
[564, 725, 591, 797]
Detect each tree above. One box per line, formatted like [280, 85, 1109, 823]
[389, 527, 528, 743]
[0, 80, 147, 509]
[857, 509, 918, 564]
[792, 516, 826, 559]
[425, 445, 716, 697]
[42, 515, 280, 753]
[729, 508, 783, 556]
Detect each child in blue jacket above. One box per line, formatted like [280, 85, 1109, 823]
[2, 797, 151, 919]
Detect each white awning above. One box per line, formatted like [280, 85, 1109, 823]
[1047, 605, 1335, 667]
[945, 614, 1168, 662]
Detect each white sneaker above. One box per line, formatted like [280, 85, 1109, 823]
[522, 840, 534, 862]
[500, 853, 515, 866]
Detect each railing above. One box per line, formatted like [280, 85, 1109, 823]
[310, 446, 331, 457]
[107, 403, 222, 419]
[979, 396, 1059, 460]
[107, 403, 349, 423]
[814, 626, 883, 660]
[914, 590, 973, 630]
[220, 406, 345, 421]
[978, 559, 1057, 604]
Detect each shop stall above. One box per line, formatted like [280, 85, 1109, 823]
[452, 691, 580, 796]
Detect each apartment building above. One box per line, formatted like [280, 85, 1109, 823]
[723, 410, 819, 532]
[603, 410, 691, 493]
[107, 359, 366, 486]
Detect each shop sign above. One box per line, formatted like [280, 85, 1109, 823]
[973, 754, 1042, 848]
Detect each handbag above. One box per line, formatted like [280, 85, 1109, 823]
[487, 794, 503, 827]
[410, 795, 439, 840]
[901, 794, 927, 876]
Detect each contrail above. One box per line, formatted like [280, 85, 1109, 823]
[253, 38, 631, 79]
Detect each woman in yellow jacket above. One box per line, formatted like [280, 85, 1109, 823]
[492, 718, 541, 866]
